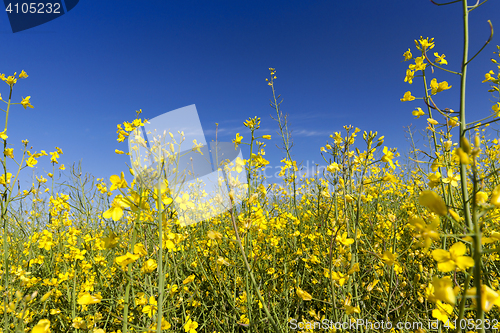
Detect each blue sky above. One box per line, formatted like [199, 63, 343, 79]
[1, 0, 499, 187]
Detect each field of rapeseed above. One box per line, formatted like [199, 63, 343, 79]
[1, 2, 500, 333]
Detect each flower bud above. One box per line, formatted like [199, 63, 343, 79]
[461, 136, 471, 154]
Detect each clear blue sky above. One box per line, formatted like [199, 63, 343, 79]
[1, 0, 499, 187]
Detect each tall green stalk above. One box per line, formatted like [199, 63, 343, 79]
[2, 84, 12, 333]
[457, 1, 484, 329]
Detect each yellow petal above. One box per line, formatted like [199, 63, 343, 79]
[455, 256, 475, 270]
[449, 242, 467, 256]
[419, 190, 447, 216]
[432, 249, 450, 262]
[437, 261, 456, 273]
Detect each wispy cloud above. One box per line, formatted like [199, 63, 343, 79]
[203, 126, 247, 136]
[203, 126, 333, 139]
[291, 129, 333, 137]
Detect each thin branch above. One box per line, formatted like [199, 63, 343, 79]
[430, 0, 461, 5]
[465, 20, 494, 66]
[469, 0, 490, 12]
[465, 117, 500, 132]
[423, 49, 461, 75]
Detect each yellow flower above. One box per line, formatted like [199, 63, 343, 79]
[21, 96, 34, 109]
[491, 185, 500, 206]
[175, 193, 195, 211]
[141, 259, 158, 273]
[412, 107, 425, 119]
[466, 284, 500, 312]
[103, 195, 129, 221]
[476, 191, 489, 204]
[331, 271, 348, 286]
[3, 74, 17, 85]
[431, 276, 456, 305]
[19, 70, 28, 78]
[234, 156, 245, 174]
[381, 251, 396, 266]
[432, 301, 454, 328]
[183, 274, 195, 284]
[492, 102, 500, 116]
[432, 242, 474, 272]
[49, 151, 59, 164]
[434, 52, 448, 65]
[233, 133, 243, 149]
[150, 318, 172, 331]
[59, 164, 66, 170]
[409, 216, 440, 249]
[77, 292, 102, 305]
[343, 294, 361, 314]
[409, 56, 427, 72]
[442, 169, 459, 187]
[262, 135, 271, 140]
[115, 149, 125, 154]
[207, 230, 222, 240]
[184, 316, 199, 333]
[72, 317, 86, 329]
[0, 130, 8, 141]
[415, 36, 435, 51]
[0, 172, 12, 186]
[403, 48, 412, 61]
[327, 162, 340, 172]
[31, 319, 50, 333]
[337, 232, 354, 246]
[102, 230, 119, 249]
[427, 171, 441, 188]
[400, 91, 416, 102]
[404, 69, 414, 84]
[26, 156, 38, 168]
[381, 146, 396, 169]
[192, 139, 203, 154]
[483, 70, 496, 83]
[382, 173, 397, 183]
[455, 147, 469, 164]
[419, 190, 447, 216]
[109, 172, 128, 191]
[134, 243, 147, 256]
[366, 280, 379, 292]
[115, 252, 140, 267]
[142, 296, 157, 318]
[40, 290, 53, 302]
[430, 78, 452, 95]
[296, 287, 313, 301]
[4, 148, 13, 159]
[427, 118, 439, 126]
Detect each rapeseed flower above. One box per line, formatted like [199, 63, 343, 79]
[430, 78, 452, 95]
[115, 252, 140, 267]
[431, 242, 474, 272]
[466, 285, 500, 312]
[296, 287, 313, 301]
[184, 316, 199, 333]
[419, 190, 447, 216]
[31, 319, 50, 333]
[400, 91, 416, 102]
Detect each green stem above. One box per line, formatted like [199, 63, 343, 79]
[157, 180, 164, 333]
[458, 0, 483, 330]
[2, 85, 12, 333]
[228, 205, 282, 332]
